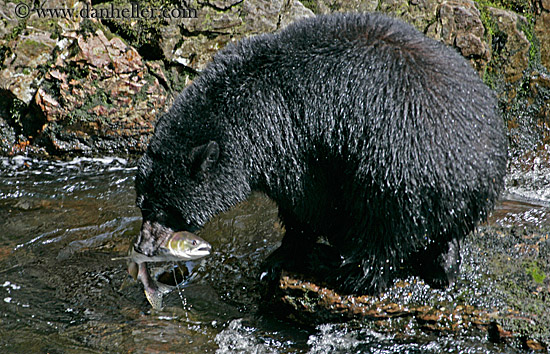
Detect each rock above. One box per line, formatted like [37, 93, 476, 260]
[0, 0, 321, 155]
[535, 11, 550, 71]
[31, 28, 167, 154]
[486, 7, 531, 84]
[76, 30, 143, 74]
[120, 0, 313, 72]
[379, 0, 441, 32]
[265, 270, 545, 341]
[305, 0, 378, 14]
[378, 0, 490, 70]
[263, 269, 550, 348]
[157, 24, 184, 66]
[0, 90, 17, 153]
[420, 0, 489, 71]
[172, 33, 233, 71]
[201, 0, 243, 10]
[168, 0, 313, 72]
[184, 2, 243, 33]
[0, 1, 19, 39]
[278, 0, 316, 29]
[438, 0, 489, 60]
[240, 0, 291, 34]
[258, 220, 550, 351]
[0, 30, 57, 104]
[0, 0, 548, 158]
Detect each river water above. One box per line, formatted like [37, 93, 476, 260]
[0, 156, 548, 353]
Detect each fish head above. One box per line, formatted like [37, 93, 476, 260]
[162, 231, 212, 261]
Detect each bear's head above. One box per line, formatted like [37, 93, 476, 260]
[133, 135, 250, 256]
[134, 140, 219, 255]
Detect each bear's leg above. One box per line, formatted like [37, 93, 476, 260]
[322, 254, 395, 295]
[412, 238, 461, 289]
[260, 210, 341, 284]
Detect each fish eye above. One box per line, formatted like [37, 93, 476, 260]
[192, 240, 197, 246]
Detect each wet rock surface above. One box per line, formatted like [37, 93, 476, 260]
[262, 215, 550, 351]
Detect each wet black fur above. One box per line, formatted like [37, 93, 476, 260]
[134, 13, 507, 295]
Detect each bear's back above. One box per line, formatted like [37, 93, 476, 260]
[214, 13, 505, 243]
[210, 13, 465, 83]
[206, 13, 491, 136]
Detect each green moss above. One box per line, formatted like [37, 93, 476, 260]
[301, 0, 319, 14]
[477, 5, 496, 38]
[63, 62, 90, 81]
[28, 17, 62, 39]
[4, 17, 27, 42]
[474, 0, 542, 97]
[21, 39, 49, 51]
[0, 17, 27, 69]
[474, 0, 505, 12]
[474, 0, 502, 88]
[518, 15, 539, 67]
[132, 73, 157, 103]
[525, 262, 546, 284]
[9, 99, 26, 128]
[475, 0, 539, 68]
[79, 18, 101, 37]
[474, 0, 531, 13]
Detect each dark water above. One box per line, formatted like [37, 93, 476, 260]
[0, 156, 548, 353]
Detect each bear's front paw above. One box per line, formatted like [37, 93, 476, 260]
[417, 238, 461, 289]
[259, 243, 343, 285]
[259, 248, 289, 284]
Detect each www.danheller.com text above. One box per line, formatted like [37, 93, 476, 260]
[14, 2, 198, 20]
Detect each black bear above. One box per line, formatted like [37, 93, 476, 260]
[133, 12, 507, 295]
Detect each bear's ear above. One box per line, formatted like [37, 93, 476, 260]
[190, 141, 220, 174]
